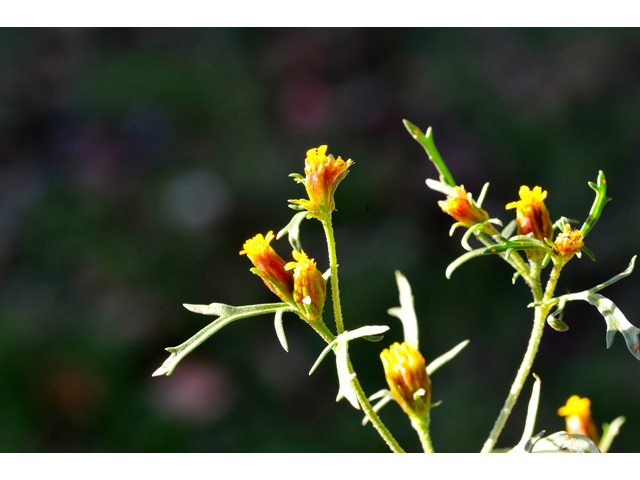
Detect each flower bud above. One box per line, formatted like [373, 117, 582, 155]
[506, 185, 553, 260]
[291, 145, 353, 215]
[554, 224, 584, 259]
[558, 395, 599, 443]
[240, 231, 294, 304]
[380, 342, 431, 417]
[438, 186, 489, 228]
[284, 249, 326, 321]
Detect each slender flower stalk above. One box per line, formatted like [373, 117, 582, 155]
[322, 214, 345, 335]
[411, 415, 435, 453]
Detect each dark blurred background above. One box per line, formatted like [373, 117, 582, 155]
[1, 28, 639, 452]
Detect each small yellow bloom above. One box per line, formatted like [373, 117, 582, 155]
[380, 342, 431, 417]
[240, 231, 294, 304]
[284, 249, 326, 322]
[506, 185, 553, 259]
[291, 145, 353, 214]
[558, 395, 599, 443]
[438, 186, 489, 228]
[554, 224, 585, 258]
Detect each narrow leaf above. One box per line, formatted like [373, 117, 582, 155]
[581, 171, 611, 237]
[445, 248, 486, 279]
[510, 374, 542, 453]
[274, 309, 288, 352]
[461, 222, 485, 251]
[309, 338, 338, 376]
[476, 182, 490, 208]
[335, 335, 359, 409]
[426, 178, 455, 196]
[153, 302, 290, 377]
[426, 340, 469, 376]
[387, 271, 418, 347]
[362, 390, 395, 426]
[588, 255, 636, 294]
[599, 416, 626, 453]
[403, 119, 456, 187]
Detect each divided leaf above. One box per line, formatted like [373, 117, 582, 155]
[277, 211, 309, 251]
[152, 302, 292, 377]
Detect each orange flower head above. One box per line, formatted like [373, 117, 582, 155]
[240, 231, 294, 303]
[438, 186, 489, 228]
[554, 224, 585, 258]
[558, 395, 599, 443]
[291, 145, 353, 214]
[506, 185, 553, 260]
[380, 342, 431, 416]
[284, 249, 326, 322]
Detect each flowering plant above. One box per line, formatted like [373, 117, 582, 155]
[151, 123, 638, 453]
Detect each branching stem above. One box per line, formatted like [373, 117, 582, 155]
[481, 260, 563, 453]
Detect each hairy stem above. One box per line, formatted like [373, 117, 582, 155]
[322, 214, 345, 335]
[481, 261, 562, 453]
[411, 414, 435, 453]
[350, 361, 406, 453]
[316, 214, 404, 452]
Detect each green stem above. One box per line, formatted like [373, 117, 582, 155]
[410, 414, 434, 453]
[480, 261, 562, 453]
[309, 320, 405, 453]
[350, 361, 406, 453]
[322, 214, 345, 335]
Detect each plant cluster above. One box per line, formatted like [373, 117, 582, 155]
[152, 121, 639, 453]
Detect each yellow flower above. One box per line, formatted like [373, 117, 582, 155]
[438, 186, 489, 228]
[240, 231, 294, 304]
[291, 145, 353, 215]
[284, 249, 326, 322]
[380, 342, 431, 417]
[506, 185, 553, 259]
[558, 395, 599, 443]
[554, 224, 585, 258]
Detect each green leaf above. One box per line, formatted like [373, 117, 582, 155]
[152, 302, 292, 377]
[403, 119, 456, 187]
[580, 170, 611, 237]
[588, 255, 636, 293]
[510, 374, 542, 453]
[523, 431, 547, 453]
[476, 182, 490, 208]
[309, 338, 338, 376]
[335, 335, 359, 409]
[274, 308, 288, 352]
[309, 325, 390, 410]
[586, 292, 640, 360]
[531, 432, 600, 453]
[482, 234, 552, 257]
[426, 178, 455, 196]
[277, 211, 309, 252]
[445, 247, 486, 279]
[387, 270, 419, 347]
[582, 245, 596, 262]
[536, 256, 639, 355]
[461, 222, 486, 252]
[599, 416, 626, 453]
[426, 339, 469, 376]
